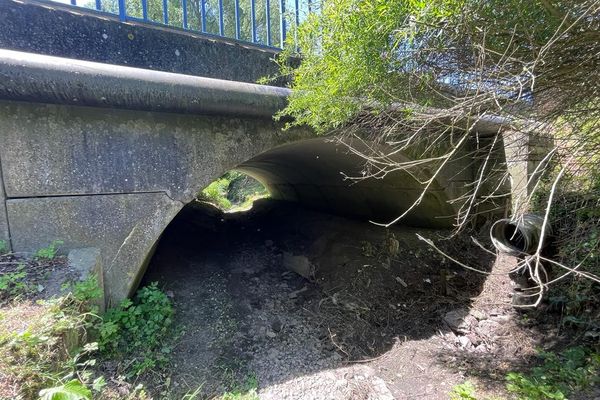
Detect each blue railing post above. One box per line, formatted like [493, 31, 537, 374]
[117, 0, 126, 21]
[279, 0, 286, 46]
[265, 0, 271, 46]
[266, 0, 272, 46]
[234, 0, 241, 39]
[162, 0, 169, 24]
[218, 0, 225, 36]
[201, 0, 207, 32]
[294, 0, 299, 27]
[142, 0, 148, 20]
[182, 0, 188, 28]
[250, 0, 257, 43]
[95, 0, 101, 10]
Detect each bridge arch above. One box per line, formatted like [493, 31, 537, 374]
[0, 50, 487, 306]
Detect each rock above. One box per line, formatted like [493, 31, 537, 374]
[491, 315, 511, 323]
[370, 376, 395, 400]
[289, 286, 308, 299]
[458, 335, 472, 349]
[466, 333, 481, 346]
[265, 239, 274, 247]
[476, 319, 501, 337]
[470, 310, 487, 320]
[443, 309, 475, 333]
[475, 344, 487, 353]
[271, 318, 283, 332]
[282, 252, 313, 279]
[395, 277, 408, 287]
[266, 330, 277, 338]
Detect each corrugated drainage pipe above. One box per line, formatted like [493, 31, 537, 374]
[490, 214, 547, 256]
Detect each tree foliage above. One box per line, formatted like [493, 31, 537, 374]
[277, 0, 600, 320]
[278, 0, 599, 133]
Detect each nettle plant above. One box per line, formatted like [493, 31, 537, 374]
[98, 282, 175, 376]
[35, 240, 64, 260]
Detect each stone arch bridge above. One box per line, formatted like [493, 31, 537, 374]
[0, 1, 533, 305]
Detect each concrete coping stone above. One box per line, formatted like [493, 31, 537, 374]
[0, 49, 289, 118]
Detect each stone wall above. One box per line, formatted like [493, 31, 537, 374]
[0, 0, 283, 84]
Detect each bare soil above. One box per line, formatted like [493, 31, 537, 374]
[142, 200, 553, 399]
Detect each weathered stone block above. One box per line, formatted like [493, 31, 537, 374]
[7, 193, 182, 305]
[68, 247, 106, 312]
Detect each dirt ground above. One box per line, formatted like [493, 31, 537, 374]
[142, 199, 554, 399]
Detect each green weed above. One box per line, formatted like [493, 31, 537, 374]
[450, 381, 479, 400]
[198, 171, 268, 211]
[39, 379, 92, 400]
[506, 346, 600, 400]
[62, 275, 103, 304]
[98, 282, 174, 376]
[200, 178, 233, 210]
[0, 294, 99, 398]
[0, 264, 28, 299]
[35, 240, 64, 260]
[219, 373, 259, 400]
[0, 239, 8, 254]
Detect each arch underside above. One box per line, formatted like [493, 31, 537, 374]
[236, 138, 457, 228]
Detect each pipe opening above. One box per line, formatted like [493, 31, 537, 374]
[503, 223, 526, 252]
[490, 215, 546, 256]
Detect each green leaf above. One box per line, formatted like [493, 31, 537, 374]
[39, 380, 92, 400]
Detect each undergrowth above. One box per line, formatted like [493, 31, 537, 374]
[450, 346, 600, 400]
[532, 168, 600, 338]
[98, 282, 175, 376]
[0, 271, 175, 399]
[0, 288, 100, 399]
[506, 346, 600, 400]
[0, 264, 29, 300]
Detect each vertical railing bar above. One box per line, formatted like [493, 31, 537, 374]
[162, 0, 169, 24]
[117, 0, 126, 21]
[279, 0, 286, 46]
[70, 0, 76, 5]
[307, 0, 311, 13]
[294, 0, 299, 27]
[294, 0, 299, 49]
[234, 0, 241, 39]
[218, 0, 225, 36]
[142, 0, 148, 20]
[265, 0, 271, 46]
[250, 0, 256, 43]
[182, 0, 188, 28]
[95, 0, 101, 11]
[201, 0, 207, 32]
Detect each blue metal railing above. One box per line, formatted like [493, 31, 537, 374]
[47, 0, 311, 49]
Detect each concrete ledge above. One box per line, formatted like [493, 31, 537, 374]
[0, 49, 289, 118]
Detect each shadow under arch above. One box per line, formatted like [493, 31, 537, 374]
[140, 198, 497, 398]
[125, 136, 460, 298]
[235, 137, 457, 228]
[133, 137, 498, 397]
